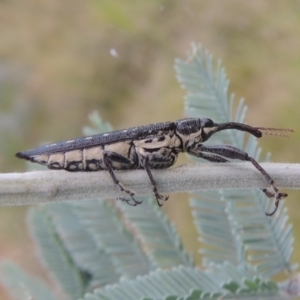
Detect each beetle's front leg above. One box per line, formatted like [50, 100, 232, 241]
[189, 144, 287, 216]
[103, 151, 142, 206]
[196, 150, 283, 209]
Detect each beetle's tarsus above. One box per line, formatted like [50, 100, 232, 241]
[265, 192, 287, 216]
[117, 196, 143, 206]
[154, 193, 169, 207]
[261, 188, 275, 198]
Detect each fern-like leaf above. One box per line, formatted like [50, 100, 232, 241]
[116, 197, 194, 269]
[48, 202, 120, 289]
[81, 264, 282, 300]
[82, 111, 113, 136]
[0, 261, 58, 300]
[72, 200, 153, 278]
[175, 43, 297, 276]
[28, 207, 87, 299]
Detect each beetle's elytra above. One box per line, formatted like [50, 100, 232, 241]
[16, 118, 290, 216]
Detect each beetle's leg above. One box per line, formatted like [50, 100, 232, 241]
[196, 152, 229, 163]
[116, 196, 141, 206]
[103, 151, 142, 206]
[195, 144, 287, 216]
[143, 155, 172, 207]
[196, 151, 282, 206]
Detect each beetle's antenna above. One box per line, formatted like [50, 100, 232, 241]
[255, 127, 294, 139]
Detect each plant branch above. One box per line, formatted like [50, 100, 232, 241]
[0, 163, 299, 206]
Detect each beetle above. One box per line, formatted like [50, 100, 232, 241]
[16, 118, 289, 216]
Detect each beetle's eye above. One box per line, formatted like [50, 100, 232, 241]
[201, 118, 214, 128]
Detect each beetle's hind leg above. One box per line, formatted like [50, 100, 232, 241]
[103, 151, 142, 206]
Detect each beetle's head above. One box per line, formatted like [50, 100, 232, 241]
[176, 118, 217, 151]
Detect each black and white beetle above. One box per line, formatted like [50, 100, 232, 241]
[16, 118, 290, 216]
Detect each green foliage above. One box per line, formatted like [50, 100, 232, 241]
[0, 44, 297, 300]
[81, 264, 279, 300]
[47, 202, 120, 289]
[28, 207, 87, 299]
[82, 111, 113, 136]
[175, 43, 298, 277]
[116, 197, 194, 268]
[0, 261, 57, 300]
[71, 200, 152, 279]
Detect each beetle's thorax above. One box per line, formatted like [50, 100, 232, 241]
[175, 118, 203, 152]
[175, 130, 202, 152]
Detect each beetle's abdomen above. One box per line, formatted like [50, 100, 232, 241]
[16, 141, 138, 172]
[18, 147, 105, 172]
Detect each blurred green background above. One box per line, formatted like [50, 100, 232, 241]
[0, 1, 300, 299]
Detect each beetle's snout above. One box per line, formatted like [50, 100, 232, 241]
[213, 122, 262, 138]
